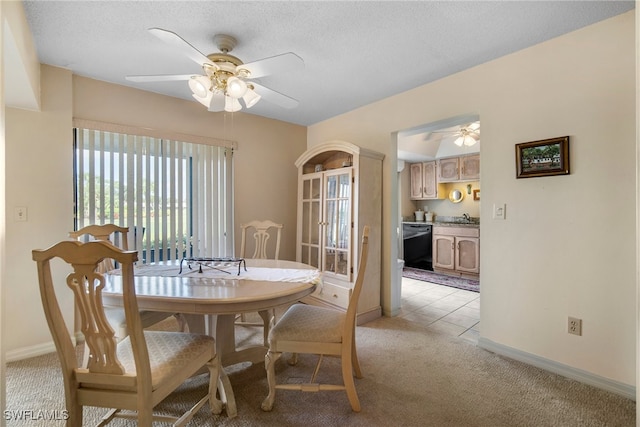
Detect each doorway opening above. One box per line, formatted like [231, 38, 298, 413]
[396, 114, 481, 342]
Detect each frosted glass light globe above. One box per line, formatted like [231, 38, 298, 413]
[226, 77, 248, 99]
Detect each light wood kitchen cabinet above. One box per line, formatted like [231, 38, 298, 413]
[433, 225, 479, 278]
[410, 161, 443, 200]
[409, 163, 424, 199]
[295, 141, 384, 324]
[437, 157, 460, 182]
[460, 154, 480, 180]
[437, 154, 480, 182]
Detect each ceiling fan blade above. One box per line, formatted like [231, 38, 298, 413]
[251, 82, 299, 109]
[467, 122, 480, 131]
[208, 92, 225, 112]
[148, 28, 213, 66]
[126, 74, 195, 82]
[238, 52, 304, 79]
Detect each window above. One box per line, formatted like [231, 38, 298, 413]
[73, 127, 234, 263]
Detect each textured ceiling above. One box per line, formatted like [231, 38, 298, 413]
[19, 1, 634, 127]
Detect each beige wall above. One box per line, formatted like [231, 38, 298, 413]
[309, 12, 636, 388]
[2, 0, 39, 110]
[1, 0, 7, 413]
[5, 65, 73, 355]
[636, 6, 640, 418]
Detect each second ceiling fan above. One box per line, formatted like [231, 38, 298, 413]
[428, 121, 480, 147]
[126, 28, 304, 113]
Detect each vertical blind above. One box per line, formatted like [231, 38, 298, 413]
[73, 128, 234, 263]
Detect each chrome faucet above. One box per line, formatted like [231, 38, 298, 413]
[462, 213, 471, 222]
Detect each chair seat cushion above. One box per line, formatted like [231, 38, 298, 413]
[269, 304, 345, 344]
[83, 331, 214, 391]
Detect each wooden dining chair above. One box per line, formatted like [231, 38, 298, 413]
[237, 220, 284, 344]
[261, 226, 370, 413]
[239, 220, 283, 260]
[32, 239, 223, 426]
[69, 224, 187, 342]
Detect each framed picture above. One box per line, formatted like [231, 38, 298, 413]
[515, 136, 570, 179]
[473, 189, 480, 201]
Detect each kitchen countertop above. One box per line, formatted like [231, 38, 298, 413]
[403, 220, 480, 228]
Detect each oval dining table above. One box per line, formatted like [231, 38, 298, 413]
[102, 258, 319, 418]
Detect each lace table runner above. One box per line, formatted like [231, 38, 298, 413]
[113, 261, 321, 285]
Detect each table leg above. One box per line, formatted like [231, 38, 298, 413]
[187, 313, 270, 418]
[214, 314, 268, 366]
[208, 314, 236, 360]
[182, 314, 239, 418]
[217, 372, 237, 418]
[181, 313, 205, 334]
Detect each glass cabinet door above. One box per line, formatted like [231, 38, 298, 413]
[323, 169, 352, 280]
[300, 173, 322, 268]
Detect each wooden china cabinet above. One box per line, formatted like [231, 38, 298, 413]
[295, 141, 384, 324]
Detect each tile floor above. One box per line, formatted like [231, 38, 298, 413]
[399, 276, 480, 344]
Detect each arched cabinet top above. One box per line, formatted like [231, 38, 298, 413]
[295, 140, 384, 171]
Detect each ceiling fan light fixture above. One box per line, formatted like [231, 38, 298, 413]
[242, 87, 261, 108]
[465, 135, 479, 146]
[453, 124, 480, 147]
[188, 75, 211, 98]
[454, 134, 479, 147]
[224, 96, 242, 112]
[192, 91, 213, 108]
[226, 76, 248, 99]
[455, 134, 478, 147]
[129, 29, 302, 114]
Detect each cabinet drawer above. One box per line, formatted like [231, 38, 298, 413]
[433, 226, 479, 238]
[312, 281, 351, 309]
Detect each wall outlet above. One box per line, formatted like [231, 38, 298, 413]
[568, 317, 582, 336]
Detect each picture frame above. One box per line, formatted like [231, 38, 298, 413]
[473, 189, 480, 201]
[515, 136, 570, 179]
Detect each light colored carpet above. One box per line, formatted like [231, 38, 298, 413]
[6, 314, 635, 426]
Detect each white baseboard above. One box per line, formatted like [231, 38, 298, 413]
[478, 337, 636, 401]
[357, 307, 382, 325]
[6, 341, 56, 363]
[5, 334, 80, 363]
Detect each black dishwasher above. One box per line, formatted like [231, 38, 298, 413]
[402, 223, 433, 270]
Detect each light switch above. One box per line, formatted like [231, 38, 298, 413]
[493, 203, 506, 220]
[14, 206, 28, 222]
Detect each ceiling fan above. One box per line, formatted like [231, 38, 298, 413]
[428, 121, 480, 147]
[126, 28, 304, 113]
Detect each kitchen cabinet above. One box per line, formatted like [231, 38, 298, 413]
[460, 154, 480, 180]
[409, 161, 443, 200]
[433, 225, 479, 278]
[437, 154, 480, 182]
[295, 141, 384, 324]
